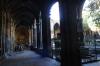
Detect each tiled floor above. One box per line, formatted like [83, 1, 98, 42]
[0, 50, 60, 66]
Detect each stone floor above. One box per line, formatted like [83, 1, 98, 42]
[0, 50, 60, 66]
[1, 50, 100, 66]
[83, 55, 100, 66]
[83, 61, 100, 66]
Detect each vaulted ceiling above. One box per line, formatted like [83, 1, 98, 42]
[1, 0, 57, 27]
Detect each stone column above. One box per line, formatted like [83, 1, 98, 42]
[10, 19, 15, 52]
[31, 26, 33, 46]
[31, 25, 34, 46]
[77, 2, 85, 46]
[33, 19, 37, 48]
[0, 0, 6, 56]
[59, 0, 85, 66]
[39, 12, 43, 49]
[5, 12, 8, 53]
[41, 7, 51, 57]
[11, 18, 13, 52]
[0, 10, 2, 57]
[1, 11, 4, 56]
[7, 13, 11, 53]
[29, 26, 32, 46]
[13, 21, 15, 51]
[3, 12, 6, 53]
[6, 14, 11, 53]
[36, 17, 41, 49]
[1, 11, 7, 54]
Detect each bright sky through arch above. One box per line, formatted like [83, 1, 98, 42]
[50, 2, 60, 21]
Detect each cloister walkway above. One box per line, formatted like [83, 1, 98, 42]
[0, 50, 60, 66]
[0, 50, 100, 66]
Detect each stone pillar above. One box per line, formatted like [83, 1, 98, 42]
[0, 10, 2, 57]
[13, 21, 15, 51]
[31, 26, 33, 46]
[0, 0, 6, 56]
[7, 13, 11, 53]
[11, 19, 13, 51]
[3, 12, 6, 53]
[39, 12, 43, 49]
[1, 3, 3, 56]
[10, 19, 15, 52]
[41, 7, 51, 57]
[5, 12, 8, 53]
[31, 25, 34, 45]
[59, 0, 85, 66]
[29, 26, 32, 46]
[77, 1, 85, 46]
[6, 14, 11, 53]
[9, 17, 12, 52]
[33, 19, 37, 48]
[36, 17, 41, 49]
[1, 11, 7, 54]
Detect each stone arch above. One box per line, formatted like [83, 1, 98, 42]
[54, 23, 60, 38]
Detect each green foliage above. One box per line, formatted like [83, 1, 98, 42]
[82, 10, 90, 31]
[87, 0, 100, 28]
[82, 16, 90, 31]
[91, 11, 100, 26]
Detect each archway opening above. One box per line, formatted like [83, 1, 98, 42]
[82, 0, 100, 63]
[15, 25, 29, 51]
[49, 2, 61, 60]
